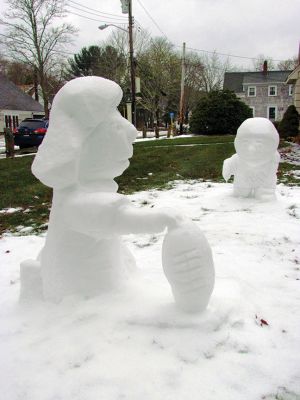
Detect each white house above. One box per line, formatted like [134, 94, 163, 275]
[0, 73, 44, 133]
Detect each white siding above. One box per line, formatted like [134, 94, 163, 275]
[0, 110, 44, 133]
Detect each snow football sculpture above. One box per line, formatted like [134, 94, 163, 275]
[222, 117, 280, 200]
[20, 76, 214, 313]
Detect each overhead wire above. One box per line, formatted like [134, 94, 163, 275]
[1, 0, 290, 65]
[136, 0, 168, 40]
[181, 46, 284, 63]
[135, 0, 287, 63]
[68, 4, 128, 22]
[67, 11, 128, 25]
[68, 0, 128, 19]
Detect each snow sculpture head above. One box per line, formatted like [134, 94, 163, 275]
[222, 117, 280, 200]
[234, 118, 279, 165]
[32, 76, 137, 190]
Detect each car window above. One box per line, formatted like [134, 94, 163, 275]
[19, 120, 46, 129]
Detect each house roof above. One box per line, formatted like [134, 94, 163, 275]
[285, 64, 300, 84]
[224, 70, 293, 92]
[223, 72, 245, 93]
[0, 73, 43, 112]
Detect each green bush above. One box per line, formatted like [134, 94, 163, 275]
[189, 90, 253, 135]
[278, 105, 299, 138]
[273, 120, 281, 131]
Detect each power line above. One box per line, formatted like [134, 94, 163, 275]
[68, 7, 143, 34]
[67, 11, 128, 25]
[136, 0, 168, 39]
[135, 0, 288, 64]
[183, 46, 285, 63]
[68, 0, 128, 19]
[1, 0, 291, 66]
[68, 4, 128, 21]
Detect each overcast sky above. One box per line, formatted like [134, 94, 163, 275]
[0, 0, 299, 69]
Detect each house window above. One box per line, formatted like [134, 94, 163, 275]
[268, 106, 277, 120]
[268, 85, 277, 96]
[289, 85, 293, 96]
[249, 107, 255, 117]
[248, 86, 256, 97]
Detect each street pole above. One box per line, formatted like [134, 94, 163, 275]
[128, 0, 136, 127]
[179, 42, 186, 135]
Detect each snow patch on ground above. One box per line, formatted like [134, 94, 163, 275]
[280, 143, 300, 166]
[0, 207, 23, 214]
[0, 182, 300, 400]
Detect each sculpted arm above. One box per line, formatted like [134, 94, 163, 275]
[222, 154, 238, 182]
[62, 192, 185, 236]
[115, 205, 186, 234]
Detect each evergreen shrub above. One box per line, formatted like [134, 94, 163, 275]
[189, 90, 253, 135]
[278, 105, 299, 138]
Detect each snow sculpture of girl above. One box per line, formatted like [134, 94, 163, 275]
[20, 77, 214, 312]
[222, 117, 280, 200]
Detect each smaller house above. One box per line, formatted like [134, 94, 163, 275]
[285, 63, 300, 116]
[224, 63, 294, 121]
[18, 83, 51, 109]
[0, 73, 44, 133]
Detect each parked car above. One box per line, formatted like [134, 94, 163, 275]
[13, 118, 48, 149]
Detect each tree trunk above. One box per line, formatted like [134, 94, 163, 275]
[4, 128, 14, 158]
[155, 109, 160, 139]
[142, 125, 147, 139]
[39, 72, 49, 118]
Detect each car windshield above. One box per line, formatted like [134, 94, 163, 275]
[19, 120, 46, 129]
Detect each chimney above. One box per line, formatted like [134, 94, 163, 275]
[263, 60, 268, 74]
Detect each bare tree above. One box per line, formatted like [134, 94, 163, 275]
[277, 57, 298, 71]
[0, 52, 9, 73]
[105, 26, 152, 59]
[199, 52, 233, 92]
[0, 0, 77, 116]
[104, 26, 152, 92]
[183, 51, 235, 123]
[252, 54, 276, 71]
[184, 52, 205, 115]
[136, 37, 181, 127]
[4, 60, 34, 85]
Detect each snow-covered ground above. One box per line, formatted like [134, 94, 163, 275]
[1, 181, 300, 400]
[280, 142, 300, 166]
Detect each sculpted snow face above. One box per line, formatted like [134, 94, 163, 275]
[222, 117, 280, 200]
[20, 76, 214, 312]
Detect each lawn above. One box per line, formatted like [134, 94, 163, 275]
[0, 136, 299, 235]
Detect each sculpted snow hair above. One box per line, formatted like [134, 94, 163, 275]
[32, 77, 123, 189]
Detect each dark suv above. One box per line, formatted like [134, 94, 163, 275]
[14, 118, 48, 149]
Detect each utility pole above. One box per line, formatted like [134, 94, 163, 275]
[179, 42, 186, 135]
[128, 0, 136, 127]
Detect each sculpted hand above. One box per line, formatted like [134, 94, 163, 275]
[222, 158, 232, 182]
[162, 221, 215, 313]
[159, 207, 187, 230]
